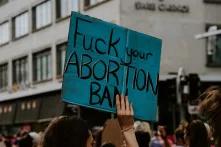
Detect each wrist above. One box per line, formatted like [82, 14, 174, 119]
[121, 126, 135, 133]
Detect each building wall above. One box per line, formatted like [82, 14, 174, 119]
[0, 0, 68, 89]
[119, 0, 221, 77]
[82, 0, 120, 24]
[0, 0, 120, 101]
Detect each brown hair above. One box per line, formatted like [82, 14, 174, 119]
[199, 86, 221, 140]
[185, 120, 209, 147]
[41, 116, 90, 147]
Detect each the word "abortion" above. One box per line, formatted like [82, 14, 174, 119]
[64, 51, 159, 95]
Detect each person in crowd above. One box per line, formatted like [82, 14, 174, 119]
[174, 127, 185, 147]
[135, 122, 151, 147]
[29, 132, 41, 147]
[18, 132, 33, 147]
[91, 127, 103, 147]
[0, 135, 6, 147]
[204, 123, 215, 147]
[17, 132, 41, 147]
[101, 143, 116, 147]
[102, 118, 124, 147]
[178, 121, 188, 132]
[185, 119, 210, 147]
[41, 116, 93, 147]
[41, 95, 139, 147]
[135, 131, 151, 147]
[199, 86, 221, 147]
[158, 126, 173, 147]
[150, 131, 165, 147]
[4, 136, 12, 147]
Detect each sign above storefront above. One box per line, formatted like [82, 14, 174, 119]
[135, 0, 190, 13]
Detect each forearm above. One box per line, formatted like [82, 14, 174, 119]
[123, 129, 139, 147]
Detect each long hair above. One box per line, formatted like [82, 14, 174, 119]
[186, 120, 209, 147]
[42, 116, 90, 147]
[199, 86, 221, 140]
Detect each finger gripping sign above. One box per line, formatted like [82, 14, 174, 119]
[62, 12, 162, 121]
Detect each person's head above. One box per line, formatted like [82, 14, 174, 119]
[185, 119, 209, 147]
[0, 134, 4, 142]
[29, 132, 41, 147]
[158, 125, 167, 138]
[91, 127, 103, 147]
[175, 127, 185, 146]
[135, 131, 151, 147]
[42, 116, 94, 147]
[135, 122, 151, 134]
[18, 134, 33, 147]
[101, 143, 116, 147]
[199, 86, 221, 141]
[134, 121, 151, 147]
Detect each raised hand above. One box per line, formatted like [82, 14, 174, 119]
[116, 94, 134, 132]
[116, 95, 139, 147]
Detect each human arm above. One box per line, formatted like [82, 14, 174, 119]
[116, 95, 139, 147]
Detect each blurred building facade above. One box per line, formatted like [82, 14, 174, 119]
[0, 0, 221, 134]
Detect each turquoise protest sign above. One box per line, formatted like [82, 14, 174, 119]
[62, 12, 162, 121]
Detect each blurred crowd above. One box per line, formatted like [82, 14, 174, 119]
[0, 119, 215, 147]
[0, 86, 220, 147]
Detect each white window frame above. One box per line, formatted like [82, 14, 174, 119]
[0, 63, 8, 91]
[56, 0, 79, 19]
[33, 49, 52, 82]
[13, 12, 29, 39]
[56, 42, 67, 76]
[13, 57, 29, 85]
[34, 0, 52, 30]
[84, 0, 106, 8]
[0, 21, 10, 45]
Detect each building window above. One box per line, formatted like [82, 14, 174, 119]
[33, 0, 52, 31]
[0, 21, 9, 45]
[8, 105, 12, 112]
[32, 101, 36, 109]
[0, 63, 8, 91]
[204, 0, 221, 3]
[206, 25, 221, 67]
[84, 0, 108, 8]
[33, 49, 52, 82]
[56, 43, 66, 77]
[56, 0, 79, 19]
[12, 12, 29, 39]
[0, 0, 8, 7]
[21, 103, 25, 110]
[12, 57, 28, 86]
